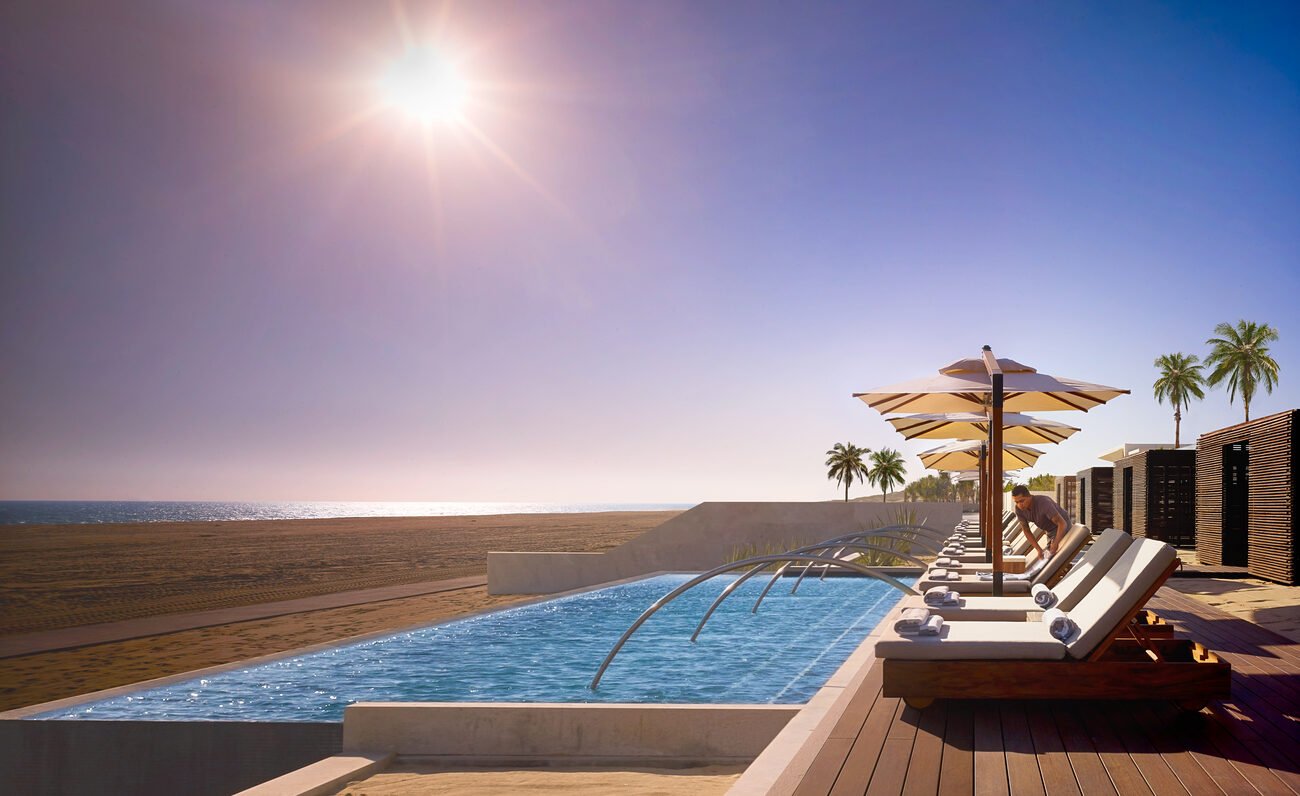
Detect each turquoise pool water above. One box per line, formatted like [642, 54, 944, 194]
[36, 573, 910, 722]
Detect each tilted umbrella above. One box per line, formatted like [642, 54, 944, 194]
[918, 440, 1044, 470]
[886, 411, 1080, 445]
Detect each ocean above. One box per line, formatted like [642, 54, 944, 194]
[0, 501, 696, 526]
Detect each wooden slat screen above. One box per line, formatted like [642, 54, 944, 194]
[1111, 450, 1195, 546]
[1196, 409, 1298, 584]
[1076, 467, 1113, 531]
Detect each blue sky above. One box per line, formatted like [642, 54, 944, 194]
[2, 1, 1297, 501]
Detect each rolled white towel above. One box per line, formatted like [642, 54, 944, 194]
[934, 556, 953, 567]
[1042, 608, 1077, 641]
[946, 561, 963, 569]
[942, 546, 964, 555]
[1002, 544, 1013, 555]
[1031, 583, 1057, 608]
[942, 589, 961, 605]
[929, 568, 958, 581]
[894, 606, 930, 633]
[918, 615, 944, 636]
[977, 571, 994, 580]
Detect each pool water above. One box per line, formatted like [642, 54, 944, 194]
[37, 573, 910, 722]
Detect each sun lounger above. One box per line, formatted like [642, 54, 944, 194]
[876, 537, 1230, 710]
[908, 528, 1131, 619]
[915, 524, 1092, 594]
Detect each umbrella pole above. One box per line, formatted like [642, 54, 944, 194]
[983, 346, 1004, 597]
[979, 443, 991, 563]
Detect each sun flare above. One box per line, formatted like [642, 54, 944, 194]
[379, 47, 468, 125]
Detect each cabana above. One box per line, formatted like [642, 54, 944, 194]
[1054, 475, 1077, 517]
[1075, 466, 1114, 531]
[1195, 408, 1299, 585]
[1112, 449, 1196, 547]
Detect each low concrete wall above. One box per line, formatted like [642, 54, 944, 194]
[342, 702, 799, 764]
[488, 501, 961, 594]
[0, 720, 341, 796]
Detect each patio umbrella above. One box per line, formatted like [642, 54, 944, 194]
[854, 347, 1129, 593]
[886, 411, 1080, 444]
[918, 440, 1044, 470]
[853, 357, 1127, 414]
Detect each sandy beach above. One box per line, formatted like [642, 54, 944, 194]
[0, 511, 678, 712]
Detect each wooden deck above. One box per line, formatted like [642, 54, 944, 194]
[788, 587, 1300, 795]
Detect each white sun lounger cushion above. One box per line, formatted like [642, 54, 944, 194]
[875, 621, 1066, 660]
[1064, 538, 1177, 660]
[1051, 528, 1131, 611]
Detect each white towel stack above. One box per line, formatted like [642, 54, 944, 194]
[894, 607, 930, 634]
[918, 615, 944, 636]
[1031, 583, 1057, 608]
[928, 568, 957, 581]
[934, 556, 954, 567]
[1041, 608, 1077, 641]
[923, 586, 960, 606]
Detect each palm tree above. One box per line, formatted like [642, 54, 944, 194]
[1204, 320, 1281, 423]
[869, 448, 908, 503]
[1152, 352, 1207, 447]
[825, 443, 870, 502]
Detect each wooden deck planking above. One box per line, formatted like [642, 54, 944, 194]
[973, 704, 1009, 796]
[788, 586, 1300, 796]
[1074, 705, 1153, 796]
[900, 698, 947, 796]
[998, 702, 1046, 796]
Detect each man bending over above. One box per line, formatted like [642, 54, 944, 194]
[1010, 484, 1071, 559]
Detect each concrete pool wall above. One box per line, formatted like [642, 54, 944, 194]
[488, 501, 960, 594]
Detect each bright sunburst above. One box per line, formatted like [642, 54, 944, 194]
[378, 46, 468, 125]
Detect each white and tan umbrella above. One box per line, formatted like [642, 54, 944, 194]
[886, 411, 1080, 444]
[854, 348, 1128, 593]
[853, 357, 1128, 414]
[918, 440, 1043, 470]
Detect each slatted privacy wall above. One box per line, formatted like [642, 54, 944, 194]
[1195, 409, 1299, 585]
[1112, 449, 1196, 547]
[1054, 475, 1077, 518]
[1075, 466, 1114, 531]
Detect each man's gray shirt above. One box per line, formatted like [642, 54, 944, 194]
[1015, 495, 1071, 540]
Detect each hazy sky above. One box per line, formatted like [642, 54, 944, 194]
[2, 1, 1297, 502]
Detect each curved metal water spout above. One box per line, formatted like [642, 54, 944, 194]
[690, 544, 844, 643]
[589, 554, 918, 690]
[754, 528, 943, 613]
[787, 527, 943, 594]
[690, 541, 927, 642]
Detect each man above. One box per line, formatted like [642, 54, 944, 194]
[1010, 484, 1071, 558]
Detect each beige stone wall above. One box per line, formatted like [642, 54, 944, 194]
[487, 501, 962, 594]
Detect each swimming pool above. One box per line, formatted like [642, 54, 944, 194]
[35, 573, 910, 722]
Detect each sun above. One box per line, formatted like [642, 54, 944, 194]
[378, 47, 468, 125]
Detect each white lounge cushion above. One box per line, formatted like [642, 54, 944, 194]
[875, 620, 1066, 660]
[1052, 528, 1131, 611]
[897, 594, 1036, 621]
[913, 574, 1032, 594]
[1065, 538, 1177, 660]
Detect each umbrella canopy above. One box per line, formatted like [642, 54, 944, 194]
[918, 440, 1044, 470]
[885, 411, 1080, 445]
[853, 357, 1129, 414]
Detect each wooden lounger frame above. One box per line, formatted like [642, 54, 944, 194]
[883, 559, 1230, 711]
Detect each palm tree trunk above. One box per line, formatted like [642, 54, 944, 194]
[1174, 405, 1181, 448]
[844, 481, 849, 502]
